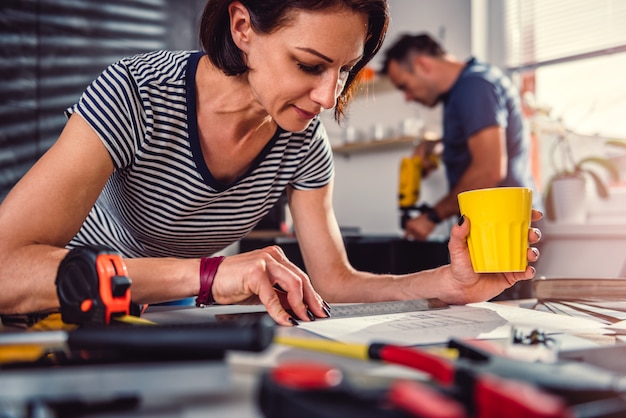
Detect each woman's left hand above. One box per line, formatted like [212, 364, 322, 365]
[442, 209, 543, 305]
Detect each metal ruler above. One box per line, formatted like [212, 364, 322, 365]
[328, 298, 448, 319]
[213, 299, 448, 323]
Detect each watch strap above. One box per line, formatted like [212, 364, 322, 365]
[418, 204, 442, 224]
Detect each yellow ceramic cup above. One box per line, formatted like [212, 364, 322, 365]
[457, 187, 533, 273]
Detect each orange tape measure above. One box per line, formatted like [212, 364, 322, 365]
[55, 246, 132, 327]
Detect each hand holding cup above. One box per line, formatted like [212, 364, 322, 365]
[457, 187, 533, 273]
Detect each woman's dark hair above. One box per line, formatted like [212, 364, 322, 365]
[199, 0, 389, 122]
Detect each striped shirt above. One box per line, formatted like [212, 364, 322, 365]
[65, 50, 334, 258]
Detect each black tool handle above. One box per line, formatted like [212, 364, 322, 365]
[67, 314, 275, 356]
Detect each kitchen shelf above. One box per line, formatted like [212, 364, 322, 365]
[354, 75, 396, 97]
[332, 132, 440, 156]
[332, 136, 416, 156]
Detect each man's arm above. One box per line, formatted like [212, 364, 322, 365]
[405, 125, 506, 240]
[436, 125, 507, 216]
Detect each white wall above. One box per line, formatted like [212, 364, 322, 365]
[323, 0, 472, 236]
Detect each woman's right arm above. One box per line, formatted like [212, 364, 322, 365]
[0, 114, 324, 326]
[0, 113, 115, 314]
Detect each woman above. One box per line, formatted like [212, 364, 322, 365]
[0, 0, 541, 326]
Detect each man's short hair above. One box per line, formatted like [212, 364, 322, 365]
[380, 33, 446, 75]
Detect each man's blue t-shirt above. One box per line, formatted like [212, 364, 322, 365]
[441, 57, 541, 208]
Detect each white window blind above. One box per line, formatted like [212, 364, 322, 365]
[504, 0, 626, 70]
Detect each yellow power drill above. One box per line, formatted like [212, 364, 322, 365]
[398, 154, 439, 229]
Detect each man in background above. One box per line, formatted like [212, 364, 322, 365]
[380, 33, 541, 241]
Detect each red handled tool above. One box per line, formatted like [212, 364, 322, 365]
[258, 358, 574, 418]
[259, 360, 468, 418]
[271, 336, 626, 417]
[274, 336, 456, 385]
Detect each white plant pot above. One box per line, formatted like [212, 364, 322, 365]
[551, 176, 587, 223]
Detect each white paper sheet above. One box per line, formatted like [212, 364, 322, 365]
[297, 302, 608, 346]
[606, 320, 626, 334]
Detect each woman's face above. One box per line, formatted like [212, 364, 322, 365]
[243, 7, 368, 132]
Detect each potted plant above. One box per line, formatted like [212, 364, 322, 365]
[543, 128, 621, 222]
[524, 93, 624, 223]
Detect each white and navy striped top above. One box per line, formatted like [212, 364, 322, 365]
[65, 50, 334, 258]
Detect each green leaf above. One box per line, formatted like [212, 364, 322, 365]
[576, 157, 620, 182]
[543, 176, 556, 221]
[583, 169, 610, 199]
[605, 139, 626, 149]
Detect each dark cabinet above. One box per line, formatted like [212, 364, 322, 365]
[239, 235, 450, 274]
